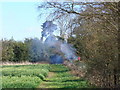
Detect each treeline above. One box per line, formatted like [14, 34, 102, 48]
[39, 2, 119, 88]
[2, 38, 28, 62]
[1, 38, 47, 63]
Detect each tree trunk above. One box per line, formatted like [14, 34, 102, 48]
[113, 68, 119, 88]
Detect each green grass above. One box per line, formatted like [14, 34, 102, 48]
[2, 64, 49, 88]
[2, 76, 42, 88]
[2, 64, 92, 88]
[39, 64, 91, 88]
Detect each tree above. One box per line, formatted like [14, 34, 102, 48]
[2, 39, 15, 62]
[38, 2, 119, 87]
[2, 38, 30, 62]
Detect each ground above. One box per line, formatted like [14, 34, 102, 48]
[38, 64, 90, 88]
[2, 64, 91, 88]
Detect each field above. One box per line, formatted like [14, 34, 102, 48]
[2, 64, 49, 88]
[1, 64, 91, 88]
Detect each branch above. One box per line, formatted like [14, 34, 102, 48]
[47, 2, 113, 17]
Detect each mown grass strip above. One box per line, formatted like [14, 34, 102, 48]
[39, 64, 91, 88]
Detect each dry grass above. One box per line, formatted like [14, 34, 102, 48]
[1, 61, 49, 66]
[63, 61, 85, 77]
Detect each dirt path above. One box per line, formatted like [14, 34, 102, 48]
[38, 64, 90, 88]
[38, 72, 55, 88]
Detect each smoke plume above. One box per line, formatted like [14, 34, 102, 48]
[30, 21, 77, 63]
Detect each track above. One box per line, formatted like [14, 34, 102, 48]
[38, 64, 90, 88]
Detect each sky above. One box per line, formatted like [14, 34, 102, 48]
[0, 1, 117, 41]
[0, 2, 50, 41]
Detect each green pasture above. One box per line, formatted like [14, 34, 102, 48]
[1, 64, 91, 88]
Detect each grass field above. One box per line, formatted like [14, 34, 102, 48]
[1, 64, 91, 88]
[2, 64, 49, 88]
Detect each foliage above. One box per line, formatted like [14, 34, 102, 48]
[1, 2, 119, 88]
[39, 64, 91, 88]
[2, 64, 92, 88]
[2, 76, 41, 88]
[67, 2, 119, 88]
[2, 38, 30, 62]
[39, 2, 119, 88]
[13, 41, 29, 62]
[1, 38, 49, 62]
[2, 64, 49, 88]
[2, 39, 15, 62]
